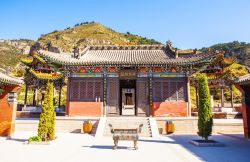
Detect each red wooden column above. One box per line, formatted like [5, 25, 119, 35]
[241, 85, 250, 138]
[66, 77, 71, 116]
[187, 77, 191, 117]
[220, 87, 224, 108]
[230, 85, 234, 108]
[148, 67, 153, 117]
[236, 84, 250, 139]
[58, 85, 62, 108]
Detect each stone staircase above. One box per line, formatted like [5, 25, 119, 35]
[103, 117, 152, 137]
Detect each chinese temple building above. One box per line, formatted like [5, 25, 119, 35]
[0, 70, 23, 136]
[32, 43, 225, 117]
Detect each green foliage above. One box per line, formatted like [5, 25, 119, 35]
[225, 63, 248, 78]
[0, 86, 4, 95]
[0, 39, 34, 69]
[13, 67, 25, 77]
[38, 82, 56, 141]
[190, 85, 197, 109]
[38, 23, 161, 52]
[0, 44, 22, 69]
[28, 136, 42, 142]
[197, 74, 213, 140]
[201, 41, 250, 66]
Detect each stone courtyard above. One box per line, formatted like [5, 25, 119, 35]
[0, 131, 249, 162]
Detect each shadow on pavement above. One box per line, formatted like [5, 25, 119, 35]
[82, 145, 135, 150]
[6, 137, 27, 142]
[139, 139, 175, 144]
[168, 133, 250, 162]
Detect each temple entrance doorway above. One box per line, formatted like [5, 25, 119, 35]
[119, 80, 136, 116]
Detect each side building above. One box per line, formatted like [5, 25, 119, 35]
[0, 70, 23, 136]
[37, 43, 221, 117]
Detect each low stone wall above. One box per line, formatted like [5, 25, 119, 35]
[191, 112, 242, 119]
[16, 111, 65, 118]
[156, 118, 243, 134]
[15, 117, 99, 134]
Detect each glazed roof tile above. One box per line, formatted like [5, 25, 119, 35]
[235, 74, 250, 84]
[0, 71, 24, 85]
[37, 45, 217, 66]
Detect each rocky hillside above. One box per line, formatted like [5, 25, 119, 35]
[201, 41, 250, 67]
[0, 39, 34, 69]
[1, 22, 250, 71]
[37, 22, 161, 52]
[0, 22, 160, 68]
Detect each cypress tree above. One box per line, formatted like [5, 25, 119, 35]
[197, 74, 213, 140]
[38, 82, 56, 141]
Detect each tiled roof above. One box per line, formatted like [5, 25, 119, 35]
[37, 45, 217, 66]
[235, 74, 250, 84]
[0, 71, 24, 85]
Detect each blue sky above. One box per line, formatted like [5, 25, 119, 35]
[0, 0, 250, 49]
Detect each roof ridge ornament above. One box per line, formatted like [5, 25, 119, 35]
[79, 46, 90, 56]
[73, 46, 80, 59]
[175, 48, 179, 58]
[86, 45, 166, 50]
[166, 40, 172, 47]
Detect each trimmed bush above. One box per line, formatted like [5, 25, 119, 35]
[38, 82, 56, 141]
[197, 74, 213, 140]
[28, 136, 42, 142]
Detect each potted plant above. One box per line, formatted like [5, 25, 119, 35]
[190, 74, 223, 147]
[83, 120, 93, 133]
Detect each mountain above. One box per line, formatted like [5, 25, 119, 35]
[1, 22, 250, 71]
[201, 41, 250, 67]
[0, 22, 160, 69]
[37, 22, 161, 52]
[0, 39, 34, 69]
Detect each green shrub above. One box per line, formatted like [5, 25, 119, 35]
[197, 74, 213, 140]
[38, 82, 56, 141]
[0, 86, 4, 95]
[28, 136, 42, 142]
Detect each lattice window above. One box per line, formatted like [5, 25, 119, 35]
[71, 81, 79, 100]
[138, 82, 147, 101]
[86, 81, 94, 99]
[153, 78, 187, 102]
[162, 81, 170, 101]
[177, 81, 184, 100]
[170, 82, 177, 100]
[95, 81, 102, 100]
[79, 81, 86, 99]
[70, 79, 103, 101]
[153, 81, 162, 102]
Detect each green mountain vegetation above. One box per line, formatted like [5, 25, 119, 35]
[38, 22, 161, 52]
[0, 42, 21, 69]
[0, 39, 34, 69]
[201, 41, 250, 67]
